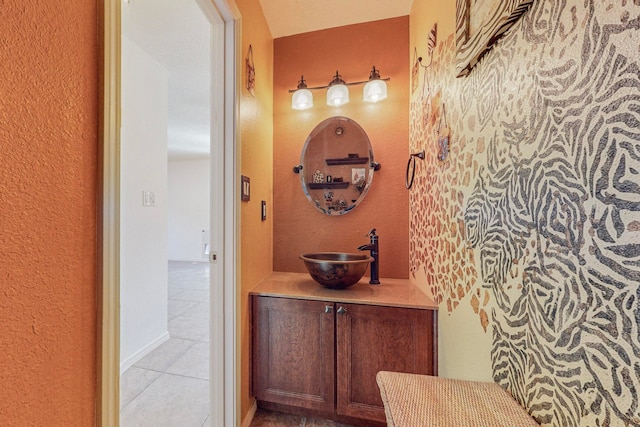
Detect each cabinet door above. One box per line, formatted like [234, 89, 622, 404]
[252, 296, 335, 412]
[336, 303, 434, 422]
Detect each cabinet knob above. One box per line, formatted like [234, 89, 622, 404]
[325, 305, 333, 314]
[337, 306, 347, 315]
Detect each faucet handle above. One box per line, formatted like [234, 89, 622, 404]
[366, 228, 377, 237]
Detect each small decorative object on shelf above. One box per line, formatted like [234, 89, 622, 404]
[336, 196, 348, 210]
[313, 170, 324, 183]
[351, 168, 366, 185]
[326, 175, 332, 183]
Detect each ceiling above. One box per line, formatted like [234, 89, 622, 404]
[121, 0, 414, 159]
[122, 0, 211, 160]
[258, 0, 414, 38]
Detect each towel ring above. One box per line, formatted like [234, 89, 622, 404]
[405, 150, 425, 189]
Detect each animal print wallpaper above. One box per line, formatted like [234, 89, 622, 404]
[409, 1, 640, 426]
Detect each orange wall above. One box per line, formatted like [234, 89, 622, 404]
[0, 1, 97, 426]
[273, 17, 410, 279]
[236, 0, 274, 421]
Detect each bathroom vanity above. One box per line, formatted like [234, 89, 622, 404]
[250, 272, 438, 425]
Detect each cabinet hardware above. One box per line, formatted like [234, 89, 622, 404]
[325, 305, 333, 314]
[337, 306, 347, 315]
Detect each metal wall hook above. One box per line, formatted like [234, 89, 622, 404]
[406, 150, 425, 189]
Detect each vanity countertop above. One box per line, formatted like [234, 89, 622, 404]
[250, 272, 438, 310]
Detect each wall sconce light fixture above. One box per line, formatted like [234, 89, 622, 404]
[326, 71, 349, 107]
[363, 66, 388, 103]
[291, 76, 314, 110]
[290, 66, 389, 110]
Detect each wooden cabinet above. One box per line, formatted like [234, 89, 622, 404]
[252, 295, 435, 424]
[336, 303, 434, 422]
[252, 297, 335, 412]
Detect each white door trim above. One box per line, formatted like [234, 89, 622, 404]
[199, 0, 241, 425]
[97, 0, 240, 425]
[97, 0, 121, 425]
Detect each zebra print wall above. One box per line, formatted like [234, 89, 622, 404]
[409, 1, 640, 426]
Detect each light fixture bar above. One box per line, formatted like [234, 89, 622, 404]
[288, 67, 390, 93]
[289, 67, 390, 109]
[288, 77, 390, 93]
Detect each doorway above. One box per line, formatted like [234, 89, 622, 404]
[98, 0, 240, 425]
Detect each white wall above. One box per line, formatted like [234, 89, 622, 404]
[120, 36, 170, 371]
[168, 159, 210, 262]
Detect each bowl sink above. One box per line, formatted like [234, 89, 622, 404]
[300, 252, 373, 289]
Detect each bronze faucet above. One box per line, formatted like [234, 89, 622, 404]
[357, 229, 380, 285]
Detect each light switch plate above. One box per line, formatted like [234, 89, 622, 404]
[241, 176, 250, 202]
[143, 190, 156, 207]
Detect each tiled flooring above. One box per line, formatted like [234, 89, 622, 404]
[120, 261, 211, 427]
[120, 261, 351, 427]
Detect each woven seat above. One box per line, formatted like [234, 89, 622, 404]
[376, 372, 539, 427]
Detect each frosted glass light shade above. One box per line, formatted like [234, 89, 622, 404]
[292, 88, 313, 110]
[363, 79, 387, 103]
[326, 84, 349, 107]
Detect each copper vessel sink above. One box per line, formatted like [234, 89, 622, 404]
[300, 252, 373, 289]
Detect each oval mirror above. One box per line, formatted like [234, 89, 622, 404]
[299, 116, 377, 215]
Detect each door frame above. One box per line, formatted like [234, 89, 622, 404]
[97, 0, 241, 425]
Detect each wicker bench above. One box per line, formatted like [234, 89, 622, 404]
[376, 372, 539, 427]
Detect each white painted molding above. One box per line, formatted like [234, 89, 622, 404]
[224, 14, 242, 427]
[119, 332, 170, 374]
[199, 0, 241, 426]
[97, 0, 121, 425]
[99, 1, 240, 426]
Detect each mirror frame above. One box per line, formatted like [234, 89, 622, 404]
[299, 116, 376, 216]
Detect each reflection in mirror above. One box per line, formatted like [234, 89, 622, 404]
[299, 116, 376, 215]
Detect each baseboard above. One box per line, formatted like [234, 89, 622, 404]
[119, 331, 170, 374]
[241, 400, 257, 427]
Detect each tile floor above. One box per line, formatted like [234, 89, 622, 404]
[120, 261, 211, 427]
[120, 261, 350, 427]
